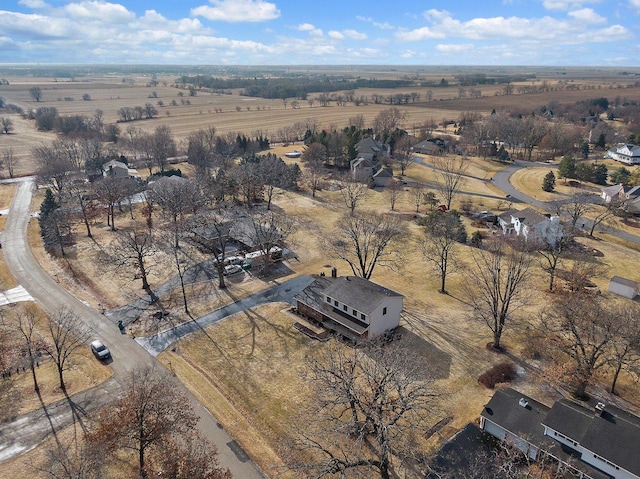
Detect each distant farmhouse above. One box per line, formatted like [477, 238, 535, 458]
[294, 271, 403, 342]
[607, 143, 640, 165]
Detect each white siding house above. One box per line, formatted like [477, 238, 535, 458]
[607, 144, 640, 165]
[294, 273, 403, 341]
[498, 207, 563, 244]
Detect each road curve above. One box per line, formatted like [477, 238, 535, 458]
[1, 178, 266, 478]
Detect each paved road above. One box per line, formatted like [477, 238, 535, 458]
[0, 178, 266, 478]
[492, 161, 640, 246]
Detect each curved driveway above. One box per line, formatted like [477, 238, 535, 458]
[1, 178, 266, 478]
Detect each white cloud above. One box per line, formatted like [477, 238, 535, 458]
[568, 8, 605, 23]
[296, 23, 322, 36]
[396, 26, 445, 42]
[328, 29, 367, 40]
[435, 43, 475, 53]
[542, 0, 601, 10]
[63, 1, 135, 23]
[18, 0, 49, 8]
[629, 0, 640, 12]
[191, 0, 280, 23]
[356, 15, 394, 30]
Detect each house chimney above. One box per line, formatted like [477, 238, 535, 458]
[331, 267, 337, 278]
[595, 402, 606, 416]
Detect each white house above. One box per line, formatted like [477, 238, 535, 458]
[608, 276, 639, 299]
[607, 144, 640, 165]
[498, 207, 563, 244]
[294, 272, 403, 341]
[102, 159, 130, 178]
[350, 157, 376, 183]
[481, 388, 640, 479]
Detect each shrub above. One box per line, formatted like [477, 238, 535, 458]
[478, 361, 517, 388]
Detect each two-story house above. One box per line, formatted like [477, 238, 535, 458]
[497, 207, 563, 244]
[607, 144, 640, 165]
[294, 271, 403, 341]
[480, 388, 640, 479]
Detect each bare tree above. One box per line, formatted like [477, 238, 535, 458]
[15, 304, 45, 393]
[0, 117, 14, 134]
[373, 107, 406, 136]
[65, 182, 97, 238]
[236, 210, 297, 272]
[536, 233, 572, 292]
[431, 156, 468, 210]
[410, 185, 424, 213]
[88, 366, 200, 477]
[2, 147, 18, 178]
[187, 205, 237, 289]
[608, 303, 640, 395]
[588, 201, 619, 236]
[291, 341, 438, 479]
[338, 173, 369, 215]
[32, 143, 77, 199]
[393, 136, 416, 176]
[187, 127, 217, 175]
[541, 293, 616, 399]
[555, 193, 593, 232]
[46, 307, 92, 393]
[325, 212, 406, 280]
[464, 237, 532, 350]
[104, 228, 156, 292]
[257, 153, 298, 210]
[93, 177, 127, 230]
[30, 86, 42, 102]
[151, 125, 177, 173]
[386, 179, 404, 211]
[148, 176, 200, 248]
[302, 142, 326, 198]
[420, 211, 466, 294]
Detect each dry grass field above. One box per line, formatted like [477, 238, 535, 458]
[3, 67, 640, 477]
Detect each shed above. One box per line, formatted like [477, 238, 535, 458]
[608, 276, 639, 299]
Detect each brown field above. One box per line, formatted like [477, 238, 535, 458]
[3, 66, 640, 476]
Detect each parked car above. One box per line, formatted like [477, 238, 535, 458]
[90, 340, 111, 360]
[224, 256, 244, 266]
[223, 264, 243, 276]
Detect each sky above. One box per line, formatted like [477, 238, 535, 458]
[0, 0, 639, 66]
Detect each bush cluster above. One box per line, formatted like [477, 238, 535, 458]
[478, 362, 517, 388]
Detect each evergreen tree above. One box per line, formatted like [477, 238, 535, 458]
[496, 145, 511, 163]
[592, 164, 608, 185]
[610, 166, 631, 185]
[557, 154, 577, 181]
[595, 132, 606, 149]
[542, 170, 556, 192]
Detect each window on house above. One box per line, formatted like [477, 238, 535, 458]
[334, 300, 338, 307]
[343, 305, 348, 312]
[361, 313, 365, 320]
[383, 307, 387, 315]
[326, 296, 331, 303]
[353, 309, 357, 315]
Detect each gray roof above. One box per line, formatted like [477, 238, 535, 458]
[356, 137, 385, 154]
[373, 167, 393, 178]
[481, 388, 550, 442]
[103, 159, 128, 170]
[512, 207, 548, 225]
[324, 276, 402, 315]
[609, 275, 639, 288]
[543, 399, 640, 476]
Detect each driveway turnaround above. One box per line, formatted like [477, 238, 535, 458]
[136, 275, 314, 356]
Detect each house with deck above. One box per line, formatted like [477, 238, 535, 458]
[294, 271, 402, 341]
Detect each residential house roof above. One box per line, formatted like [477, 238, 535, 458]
[481, 388, 551, 443]
[372, 167, 393, 179]
[543, 399, 640, 477]
[351, 157, 375, 169]
[610, 143, 640, 156]
[511, 207, 548, 226]
[324, 276, 402, 315]
[601, 183, 624, 199]
[102, 159, 128, 171]
[609, 275, 639, 289]
[413, 139, 441, 155]
[356, 137, 386, 156]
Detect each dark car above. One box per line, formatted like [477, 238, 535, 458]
[90, 340, 111, 360]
